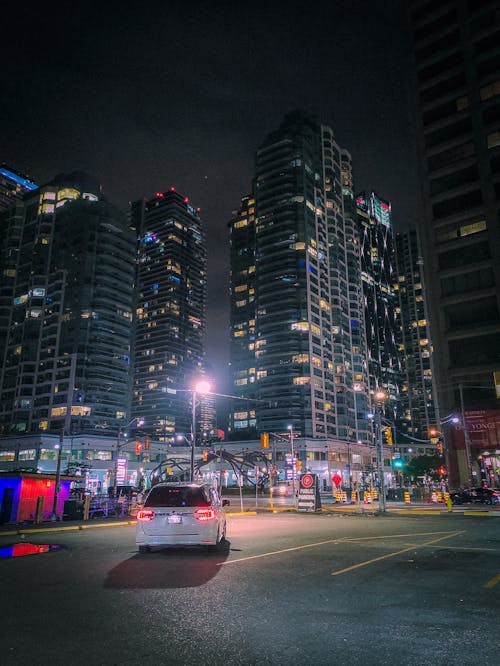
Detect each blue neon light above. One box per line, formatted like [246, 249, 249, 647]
[0, 167, 38, 191]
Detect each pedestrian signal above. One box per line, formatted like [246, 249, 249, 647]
[135, 441, 142, 456]
[202, 450, 208, 461]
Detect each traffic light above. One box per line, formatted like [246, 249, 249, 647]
[135, 441, 142, 456]
[437, 442, 443, 454]
[202, 450, 208, 461]
[383, 427, 393, 445]
[296, 460, 302, 471]
[260, 432, 269, 449]
[392, 457, 404, 470]
[144, 437, 151, 451]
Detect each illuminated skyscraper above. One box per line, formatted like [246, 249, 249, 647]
[228, 195, 257, 437]
[131, 189, 207, 441]
[0, 172, 135, 436]
[229, 112, 371, 444]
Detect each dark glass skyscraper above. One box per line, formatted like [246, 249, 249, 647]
[131, 189, 207, 441]
[0, 172, 135, 436]
[395, 229, 437, 442]
[357, 191, 403, 421]
[409, 0, 500, 484]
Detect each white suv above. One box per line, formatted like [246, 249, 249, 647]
[136, 482, 229, 553]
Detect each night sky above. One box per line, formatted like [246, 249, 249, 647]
[2, 1, 420, 390]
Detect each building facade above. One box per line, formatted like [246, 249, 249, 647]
[0, 172, 135, 437]
[131, 189, 207, 442]
[409, 0, 500, 484]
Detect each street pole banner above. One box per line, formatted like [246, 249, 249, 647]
[297, 473, 322, 512]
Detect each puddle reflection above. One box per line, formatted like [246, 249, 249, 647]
[0, 543, 62, 558]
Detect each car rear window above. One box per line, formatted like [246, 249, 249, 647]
[144, 486, 209, 508]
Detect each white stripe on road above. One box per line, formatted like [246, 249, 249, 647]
[218, 530, 463, 566]
[331, 531, 465, 576]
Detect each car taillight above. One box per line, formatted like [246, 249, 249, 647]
[194, 507, 216, 522]
[137, 509, 155, 522]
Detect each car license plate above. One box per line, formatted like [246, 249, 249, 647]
[167, 515, 182, 524]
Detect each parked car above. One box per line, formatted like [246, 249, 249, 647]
[450, 487, 500, 505]
[108, 485, 142, 499]
[136, 482, 229, 553]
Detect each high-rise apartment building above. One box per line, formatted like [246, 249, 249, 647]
[228, 195, 257, 437]
[409, 1, 500, 483]
[229, 112, 371, 443]
[395, 229, 437, 441]
[0, 164, 38, 213]
[0, 172, 135, 436]
[131, 189, 207, 442]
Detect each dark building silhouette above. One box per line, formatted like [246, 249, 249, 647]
[409, 0, 500, 484]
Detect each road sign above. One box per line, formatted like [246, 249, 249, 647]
[332, 473, 342, 487]
[301, 473, 314, 489]
[297, 473, 322, 512]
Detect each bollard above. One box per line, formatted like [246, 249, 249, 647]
[83, 495, 91, 520]
[431, 491, 438, 503]
[35, 496, 44, 524]
[437, 491, 443, 503]
[351, 490, 358, 503]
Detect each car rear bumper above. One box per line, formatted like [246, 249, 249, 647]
[136, 522, 219, 546]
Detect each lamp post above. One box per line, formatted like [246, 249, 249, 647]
[458, 383, 474, 486]
[287, 424, 297, 498]
[374, 389, 387, 513]
[51, 432, 64, 520]
[112, 417, 144, 496]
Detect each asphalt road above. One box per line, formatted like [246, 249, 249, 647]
[1, 512, 499, 665]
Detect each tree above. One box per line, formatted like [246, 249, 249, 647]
[403, 454, 444, 482]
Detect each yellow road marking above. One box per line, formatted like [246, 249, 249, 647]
[484, 573, 500, 589]
[219, 531, 461, 566]
[331, 531, 464, 576]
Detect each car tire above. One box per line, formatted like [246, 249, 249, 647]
[207, 529, 223, 553]
[138, 545, 150, 554]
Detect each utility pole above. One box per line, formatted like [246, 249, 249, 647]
[51, 431, 64, 520]
[374, 389, 387, 513]
[458, 383, 473, 486]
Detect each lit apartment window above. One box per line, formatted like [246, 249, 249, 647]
[480, 80, 500, 101]
[487, 131, 500, 149]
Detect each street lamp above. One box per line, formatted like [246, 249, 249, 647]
[51, 432, 64, 520]
[112, 417, 144, 496]
[374, 389, 387, 513]
[287, 424, 297, 497]
[190, 380, 211, 482]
